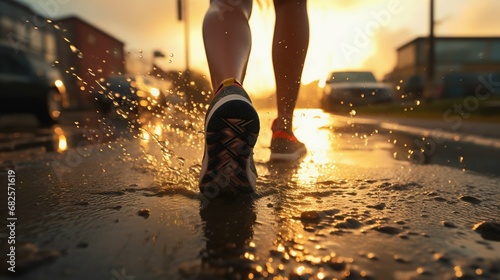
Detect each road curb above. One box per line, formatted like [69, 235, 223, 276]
[335, 115, 500, 149]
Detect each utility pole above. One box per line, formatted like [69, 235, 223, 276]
[177, 0, 190, 72]
[177, 0, 192, 105]
[426, 0, 435, 100]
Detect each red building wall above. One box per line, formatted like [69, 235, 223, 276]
[55, 16, 125, 109]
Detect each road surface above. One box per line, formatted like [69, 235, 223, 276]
[0, 108, 499, 280]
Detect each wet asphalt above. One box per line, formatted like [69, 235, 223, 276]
[0, 108, 499, 280]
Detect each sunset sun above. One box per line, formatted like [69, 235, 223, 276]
[241, 1, 398, 97]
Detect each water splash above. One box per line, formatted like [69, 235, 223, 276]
[40, 17, 210, 193]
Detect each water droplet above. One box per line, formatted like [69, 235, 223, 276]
[169, 53, 174, 57]
[69, 45, 84, 58]
[69, 44, 78, 52]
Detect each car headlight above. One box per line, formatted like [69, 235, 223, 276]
[150, 88, 160, 98]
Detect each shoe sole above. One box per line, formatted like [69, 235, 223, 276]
[200, 94, 260, 196]
[269, 146, 307, 162]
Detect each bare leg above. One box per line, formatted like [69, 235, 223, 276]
[203, 0, 253, 90]
[272, 0, 309, 131]
[200, 0, 260, 195]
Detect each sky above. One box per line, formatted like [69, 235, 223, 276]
[16, 0, 500, 95]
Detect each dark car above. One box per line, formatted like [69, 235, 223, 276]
[439, 73, 495, 99]
[94, 75, 173, 116]
[397, 74, 448, 101]
[398, 74, 424, 100]
[397, 73, 500, 101]
[0, 43, 68, 124]
[321, 71, 393, 111]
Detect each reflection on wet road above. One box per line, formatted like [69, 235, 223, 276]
[1, 108, 499, 280]
[0, 112, 132, 165]
[2, 109, 498, 177]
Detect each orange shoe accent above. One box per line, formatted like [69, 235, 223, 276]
[215, 78, 242, 94]
[272, 130, 298, 142]
[222, 78, 239, 87]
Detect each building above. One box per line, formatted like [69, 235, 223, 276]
[1, 1, 126, 109]
[391, 37, 500, 99]
[0, 0, 57, 63]
[54, 16, 125, 108]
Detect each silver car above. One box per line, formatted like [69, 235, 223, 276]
[321, 71, 393, 112]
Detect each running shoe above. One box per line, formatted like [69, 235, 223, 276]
[199, 78, 260, 196]
[270, 119, 307, 161]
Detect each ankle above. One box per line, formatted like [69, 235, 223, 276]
[272, 117, 293, 132]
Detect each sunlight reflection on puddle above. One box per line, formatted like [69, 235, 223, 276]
[262, 109, 401, 186]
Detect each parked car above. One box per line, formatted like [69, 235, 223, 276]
[94, 74, 173, 115]
[321, 71, 393, 111]
[398, 74, 424, 100]
[396, 72, 500, 101]
[0, 43, 69, 124]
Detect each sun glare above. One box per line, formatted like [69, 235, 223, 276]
[161, 0, 409, 97]
[242, 1, 379, 96]
[293, 109, 335, 165]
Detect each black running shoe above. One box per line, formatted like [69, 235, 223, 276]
[270, 119, 307, 161]
[199, 78, 260, 196]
